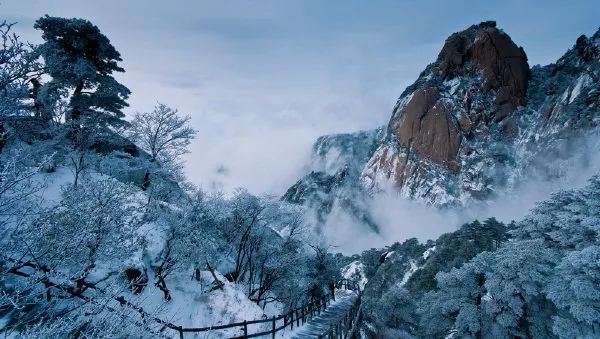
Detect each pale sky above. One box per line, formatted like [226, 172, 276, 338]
[3, 0, 599, 195]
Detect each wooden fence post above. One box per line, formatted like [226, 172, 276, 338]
[178, 326, 184, 339]
[291, 310, 294, 330]
[243, 320, 248, 338]
[271, 316, 276, 339]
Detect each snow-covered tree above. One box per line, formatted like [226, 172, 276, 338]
[513, 176, 600, 250]
[407, 218, 508, 294]
[0, 151, 46, 230]
[0, 20, 42, 117]
[418, 256, 490, 338]
[367, 284, 418, 338]
[16, 177, 141, 282]
[547, 245, 600, 338]
[142, 189, 225, 300]
[214, 189, 294, 306]
[482, 240, 558, 338]
[66, 147, 92, 187]
[34, 16, 130, 128]
[0, 176, 154, 336]
[139, 187, 316, 308]
[418, 240, 559, 338]
[128, 103, 196, 194]
[128, 103, 196, 167]
[305, 243, 340, 302]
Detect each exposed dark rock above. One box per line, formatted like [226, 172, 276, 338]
[124, 267, 148, 294]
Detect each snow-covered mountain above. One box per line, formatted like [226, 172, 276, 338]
[286, 21, 600, 223]
[282, 128, 384, 231]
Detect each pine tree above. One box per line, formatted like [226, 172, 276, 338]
[34, 16, 130, 129]
[547, 245, 600, 338]
[418, 256, 491, 338]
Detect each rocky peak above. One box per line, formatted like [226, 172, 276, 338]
[551, 28, 600, 76]
[287, 22, 600, 217]
[282, 128, 384, 231]
[390, 22, 529, 167]
[358, 23, 600, 206]
[388, 86, 461, 169]
[360, 22, 531, 204]
[436, 21, 529, 103]
[574, 30, 600, 63]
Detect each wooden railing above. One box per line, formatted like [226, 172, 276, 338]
[171, 279, 361, 339]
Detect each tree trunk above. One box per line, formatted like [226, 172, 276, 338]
[155, 275, 171, 301]
[141, 170, 150, 191]
[70, 80, 85, 121]
[205, 261, 224, 291]
[30, 78, 52, 122]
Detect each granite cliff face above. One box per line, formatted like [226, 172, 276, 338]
[285, 21, 600, 225]
[361, 21, 534, 205]
[388, 21, 528, 170]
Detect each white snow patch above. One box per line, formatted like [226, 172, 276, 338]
[341, 260, 368, 289]
[560, 86, 570, 103]
[422, 246, 436, 260]
[360, 144, 403, 192]
[399, 260, 419, 286]
[569, 74, 591, 104]
[444, 78, 462, 95]
[141, 270, 267, 338]
[31, 167, 75, 207]
[383, 251, 395, 261]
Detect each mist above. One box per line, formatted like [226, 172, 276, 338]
[321, 133, 600, 255]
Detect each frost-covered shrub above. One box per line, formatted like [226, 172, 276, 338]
[17, 177, 142, 278]
[365, 284, 417, 336]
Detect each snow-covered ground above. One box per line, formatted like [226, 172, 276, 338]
[141, 271, 268, 338]
[341, 261, 368, 290]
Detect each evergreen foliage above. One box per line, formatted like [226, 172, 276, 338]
[34, 16, 130, 128]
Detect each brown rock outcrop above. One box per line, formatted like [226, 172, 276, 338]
[385, 21, 528, 172]
[389, 87, 461, 169]
[437, 21, 529, 120]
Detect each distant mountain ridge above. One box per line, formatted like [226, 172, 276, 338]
[282, 128, 384, 231]
[284, 21, 600, 228]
